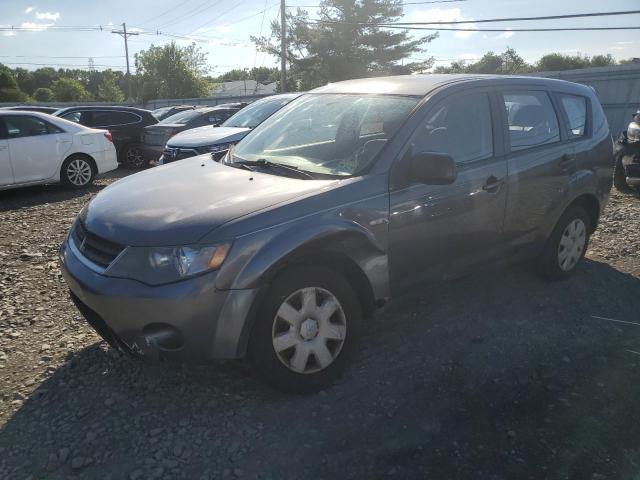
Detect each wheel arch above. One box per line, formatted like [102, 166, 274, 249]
[569, 193, 600, 234]
[59, 152, 97, 178]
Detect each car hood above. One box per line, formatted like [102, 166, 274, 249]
[82, 156, 337, 246]
[167, 126, 250, 148]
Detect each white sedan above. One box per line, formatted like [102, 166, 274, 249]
[0, 110, 118, 190]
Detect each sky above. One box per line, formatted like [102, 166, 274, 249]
[0, 0, 638, 76]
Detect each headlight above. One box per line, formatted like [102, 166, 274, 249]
[200, 142, 232, 154]
[628, 123, 640, 143]
[106, 243, 231, 285]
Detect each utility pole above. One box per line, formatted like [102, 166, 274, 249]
[112, 22, 139, 101]
[280, 0, 286, 92]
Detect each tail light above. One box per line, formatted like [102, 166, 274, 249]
[104, 131, 113, 143]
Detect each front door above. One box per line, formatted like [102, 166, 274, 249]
[3, 115, 71, 184]
[388, 88, 508, 291]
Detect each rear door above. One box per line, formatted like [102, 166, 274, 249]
[90, 110, 143, 149]
[3, 115, 72, 184]
[388, 87, 508, 288]
[498, 88, 573, 248]
[0, 118, 12, 186]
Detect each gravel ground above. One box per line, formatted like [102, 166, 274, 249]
[1, 170, 640, 480]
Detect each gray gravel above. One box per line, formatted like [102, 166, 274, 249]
[1, 170, 640, 479]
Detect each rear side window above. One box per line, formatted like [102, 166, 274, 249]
[503, 91, 560, 152]
[91, 110, 141, 127]
[3, 115, 62, 138]
[558, 94, 587, 138]
[414, 91, 494, 164]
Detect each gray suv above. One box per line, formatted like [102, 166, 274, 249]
[60, 74, 613, 393]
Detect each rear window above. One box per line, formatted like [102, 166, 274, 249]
[160, 109, 202, 125]
[503, 91, 560, 152]
[558, 94, 587, 138]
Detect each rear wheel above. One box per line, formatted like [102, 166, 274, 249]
[247, 266, 362, 393]
[60, 155, 95, 189]
[538, 205, 590, 280]
[121, 144, 145, 169]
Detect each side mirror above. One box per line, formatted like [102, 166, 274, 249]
[409, 152, 457, 185]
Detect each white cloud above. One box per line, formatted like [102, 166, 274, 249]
[409, 8, 478, 40]
[21, 21, 54, 31]
[25, 6, 35, 13]
[496, 28, 514, 39]
[35, 11, 60, 21]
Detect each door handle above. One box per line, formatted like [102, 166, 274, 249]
[482, 176, 504, 193]
[559, 154, 575, 171]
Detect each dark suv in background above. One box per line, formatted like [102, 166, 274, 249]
[54, 106, 157, 168]
[151, 105, 197, 122]
[141, 105, 245, 165]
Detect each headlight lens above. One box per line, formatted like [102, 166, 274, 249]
[628, 124, 640, 143]
[200, 142, 232, 154]
[106, 243, 231, 285]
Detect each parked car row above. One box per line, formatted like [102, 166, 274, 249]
[57, 74, 614, 393]
[0, 110, 118, 190]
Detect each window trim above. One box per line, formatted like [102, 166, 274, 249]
[497, 87, 564, 155]
[553, 92, 592, 142]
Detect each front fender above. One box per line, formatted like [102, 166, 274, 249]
[215, 215, 390, 301]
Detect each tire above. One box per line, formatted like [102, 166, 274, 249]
[121, 144, 145, 169]
[247, 265, 362, 394]
[613, 152, 631, 192]
[538, 205, 591, 280]
[60, 155, 95, 189]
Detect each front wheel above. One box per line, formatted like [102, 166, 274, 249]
[538, 205, 590, 280]
[247, 266, 362, 393]
[121, 144, 145, 169]
[60, 155, 95, 189]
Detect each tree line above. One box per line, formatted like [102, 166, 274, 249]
[1, 0, 638, 103]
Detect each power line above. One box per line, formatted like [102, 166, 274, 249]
[1, 61, 129, 68]
[137, 0, 197, 26]
[186, 0, 250, 34]
[363, 9, 640, 25]
[156, 0, 224, 30]
[287, 0, 466, 6]
[0, 54, 126, 59]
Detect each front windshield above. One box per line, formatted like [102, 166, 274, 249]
[160, 109, 202, 125]
[232, 94, 419, 177]
[222, 95, 295, 129]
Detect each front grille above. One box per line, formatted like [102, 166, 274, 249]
[163, 146, 199, 163]
[72, 220, 125, 269]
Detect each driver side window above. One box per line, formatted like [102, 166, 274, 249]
[412, 91, 494, 164]
[503, 91, 560, 152]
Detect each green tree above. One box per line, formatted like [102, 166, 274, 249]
[216, 67, 280, 84]
[134, 42, 211, 102]
[434, 48, 531, 74]
[0, 66, 28, 102]
[52, 77, 93, 102]
[97, 70, 125, 102]
[253, 0, 436, 90]
[32, 87, 56, 102]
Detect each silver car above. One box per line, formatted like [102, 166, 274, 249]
[60, 74, 613, 393]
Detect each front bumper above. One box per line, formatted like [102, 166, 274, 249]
[622, 146, 640, 187]
[59, 239, 259, 361]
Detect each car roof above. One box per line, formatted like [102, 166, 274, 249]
[311, 74, 590, 96]
[0, 110, 54, 117]
[55, 105, 151, 114]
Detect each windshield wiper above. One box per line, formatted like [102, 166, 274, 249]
[236, 159, 314, 179]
